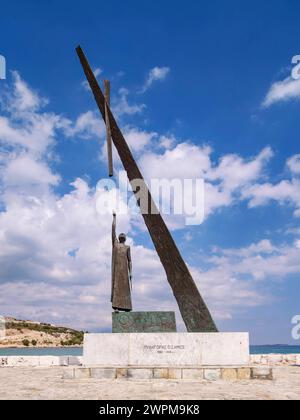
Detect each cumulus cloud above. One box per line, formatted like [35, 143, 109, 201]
[113, 88, 146, 117]
[287, 154, 300, 175]
[61, 110, 105, 140]
[138, 141, 300, 223]
[140, 67, 170, 93]
[9, 71, 48, 112]
[1, 71, 299, 332]
[195, 238, 300, 321]
[140, 143, 212, 180]
[149, 237, 300, 322]
[139, 143, 273, 221]
[242, 154, 300, 217]
[0, 72, 177, 330]
[159, 135, 176, 150]
[207, 147, 273, 190]
[262, 76, 300, 108]
[123, 127, 157, 153]
[209, 239, 300, 282]
[4, 153, 60, 191]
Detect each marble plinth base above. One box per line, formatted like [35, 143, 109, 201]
[83, 332, 250, 367]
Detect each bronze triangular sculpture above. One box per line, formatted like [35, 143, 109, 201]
[76, 46, 218, 333]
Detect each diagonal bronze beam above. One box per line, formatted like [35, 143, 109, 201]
[104, 79, 113, 177]
[76, 45, 218, 332]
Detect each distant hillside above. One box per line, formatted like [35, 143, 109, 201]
[0, 317, 84, 348]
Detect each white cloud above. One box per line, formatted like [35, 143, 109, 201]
[140, 143, 212, 180]
[0, 72, 173, 330]
[4, 153, 60, 191]
[191, 238, 300, 322]
[287, 154, 300, 175]
[286, 227, 300, 236]
[0, 113, 58, 156]
[294, 209, 300, 218]
[9, 71, 47, 112]
[159, 135, 176, 150]
[239, 153, 300, 217]
[209, 239, 300, 282]
[61, 110, 105, 140]
[124, 127, 157, 152]
[207, 147, 273, 190]
[139, 143, 273, 220]
[140, 67, 170, 93]
[113, 88, 146, 117]
[0, 73, 105, 157]
[1, 71, 300, 332]
[243, 180, 298, 206]
[262, 76, 300, 107]
[139, 142, 300, 222]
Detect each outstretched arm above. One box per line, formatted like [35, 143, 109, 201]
[112, 212, 117, 246]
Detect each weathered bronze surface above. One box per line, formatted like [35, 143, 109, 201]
[111, 213, 132, 312]
[104, 79, 113, 177]
[76, 46, 218, 333]
[112, 312, 177, 333]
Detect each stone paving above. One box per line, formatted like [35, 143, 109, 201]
[0, 366, 299, 400]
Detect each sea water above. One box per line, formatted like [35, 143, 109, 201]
[0, 347, 83, 356]
[0, 345, 300, 356]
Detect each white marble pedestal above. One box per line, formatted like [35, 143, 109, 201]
[83, 332, 250, 367]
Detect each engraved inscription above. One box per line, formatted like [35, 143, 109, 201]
[143, 344, 186, 355]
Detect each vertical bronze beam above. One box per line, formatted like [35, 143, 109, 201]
[104, 80, 114, 177]
[76, 46, 218, 333]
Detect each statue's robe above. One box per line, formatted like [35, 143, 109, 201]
[111, 228, 132, 311]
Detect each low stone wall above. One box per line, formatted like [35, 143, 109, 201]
[250, 354, 300, 366]
[1, 354, 299, 368]
[0, 356, 82, 367]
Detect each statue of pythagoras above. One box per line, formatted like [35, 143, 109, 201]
[77, 46, 218, 332]
[111, 212, 132, 312]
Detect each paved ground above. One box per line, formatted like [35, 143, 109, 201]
[0, 366, 299, 400]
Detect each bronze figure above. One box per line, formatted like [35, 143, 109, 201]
[111, 212, 132, 312]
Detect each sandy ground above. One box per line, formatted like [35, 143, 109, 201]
[0, 366, 299, 400]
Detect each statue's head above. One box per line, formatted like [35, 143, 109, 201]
[119, 233, 127, 244]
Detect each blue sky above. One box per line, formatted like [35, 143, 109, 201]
[0, 0, 300, 344]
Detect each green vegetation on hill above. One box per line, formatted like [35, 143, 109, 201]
[5, 319, 84, 347]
